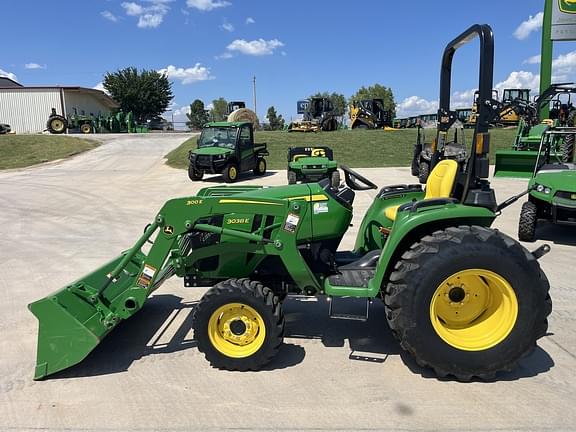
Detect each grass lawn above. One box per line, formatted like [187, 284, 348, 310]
[0, 135, 100, 170]
[165, 128, 517, 171]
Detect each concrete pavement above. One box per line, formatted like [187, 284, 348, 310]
[0, 134, 575, 431]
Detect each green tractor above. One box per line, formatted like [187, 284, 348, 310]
[188, 121, 268, 183]
[495, 84, 576, 178]
[29, 25, 551, 382]
[518, 127, 576, 241]
[287, 146, 340, 187]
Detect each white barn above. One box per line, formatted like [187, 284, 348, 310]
[0, 77, 119, 134]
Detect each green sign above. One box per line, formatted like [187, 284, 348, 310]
[553, 0, 576, 40]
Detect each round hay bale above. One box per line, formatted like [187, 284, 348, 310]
[227, 108, 259, 129]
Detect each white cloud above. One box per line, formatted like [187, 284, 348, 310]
[221, 22, 234, 32]
[0, 68, 18, 82]
[514, 12, 544, 40]
[158, 64, 215, 84]
[245, 17, 255, 24]
[215, 52, 234, 60]
[186, 0, 230, 11]
[24, 63, 46, 70]
[396, 96, 438, 118]
[121, 0, 171, 28]
[226, 38, 284, 56]
[552, 50, 576, 75]
[93, 82, 111, 95]
[101, 10, 119, 22]
[495, 70, 540, 94]
[524, 54, 541, 65]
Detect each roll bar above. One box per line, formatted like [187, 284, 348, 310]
[436, 24, 495, 203]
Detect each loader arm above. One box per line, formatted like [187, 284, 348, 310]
[29, 194, 322, 380]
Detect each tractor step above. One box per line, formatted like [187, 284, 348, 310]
[327, 269, 375, 288]
[328, 296, 370, 322]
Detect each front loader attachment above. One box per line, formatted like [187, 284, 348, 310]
[494, 150, 539, 178]
[28, 250, 148, 380]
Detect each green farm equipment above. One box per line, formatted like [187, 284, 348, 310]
[188, 121, 268, 183]
[29, 25, 551, 382]
[518, 127, 576, 241]
[410, 123, 467, 183]
[495, 84, 576, 178]
[46, 108, 136, 134]
[287, 146, 340, 187]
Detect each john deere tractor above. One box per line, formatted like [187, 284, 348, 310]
[287, 146, 340, 187]
[29, 25, 551, 382]
[188, 121, 268, 183]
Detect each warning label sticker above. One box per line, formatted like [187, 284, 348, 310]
[283, 213, 300, 233]
[313, 202, 329, 214]
[137, 264, 157, 288]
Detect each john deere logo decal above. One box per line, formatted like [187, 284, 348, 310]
[559, 0, 576, 14]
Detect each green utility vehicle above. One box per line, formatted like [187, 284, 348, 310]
[518, 127, 576, 241]
[188, 121, 268, 183]
[287, 146, 340, 187]
[29, 25, 551, 382]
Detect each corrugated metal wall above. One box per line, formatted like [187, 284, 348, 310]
[0, 89, 61, 133]
[63, 90, 113, 118]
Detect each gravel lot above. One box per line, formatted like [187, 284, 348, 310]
[1, 134, 575, 431]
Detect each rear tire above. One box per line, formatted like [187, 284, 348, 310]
[518, 201, 537, 242]
[47, 116, 67, 134]
[223, 163, 239, 183]
[193, 278, 284, 371]
[330, 170, 341, 188]
[418, 160, 430, 184]
[561, 134, 575, 163]
[188, 165, 204, 181]
[287, 170, 297, 185]
[384, 226, 551, 381]
[253, 158, 266, 176]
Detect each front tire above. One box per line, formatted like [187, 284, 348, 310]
[188, 165, 204, 181]
[253, 158, 266, 176]
[193, 278, 284, 371]
[80, 123, 92, 134]
[384, 226, 551, 380]
[518, 201, 537, 242]
[418, 160, 430, 184]
[223, 163, 239, 183]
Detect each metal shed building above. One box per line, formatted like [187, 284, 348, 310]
[0, 77, 119, 133]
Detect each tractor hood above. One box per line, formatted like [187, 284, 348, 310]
[534, 169, 576, 192]
[192, 147, 233, 157]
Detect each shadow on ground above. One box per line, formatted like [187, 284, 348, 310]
[199, 171, 278, 184]
[534, 223, 576, 246]
[52, 294, 554, 382]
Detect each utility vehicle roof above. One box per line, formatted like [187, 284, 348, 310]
[205, 121, 251, 128]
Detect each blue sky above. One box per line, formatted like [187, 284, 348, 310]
[2, 0, 574, 124]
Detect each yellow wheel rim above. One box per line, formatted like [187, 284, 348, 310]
[430, 269, 518, 351]
[52, 119, 64, 131]
[208, 303, 266, 358]
[229, 166, 237, 179]
[259, 160, 265, 172]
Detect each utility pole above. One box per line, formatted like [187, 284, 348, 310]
[252, 76, 257, 118]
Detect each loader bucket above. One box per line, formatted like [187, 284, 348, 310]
[28, 250, 147, 380]
[494, 150, 539, 178]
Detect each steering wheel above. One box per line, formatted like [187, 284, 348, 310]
[340, 165, 378, 191]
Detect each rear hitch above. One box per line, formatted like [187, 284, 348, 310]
[531, 244, 551, 260]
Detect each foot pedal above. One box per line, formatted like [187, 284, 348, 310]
[328, 297, 370, 322]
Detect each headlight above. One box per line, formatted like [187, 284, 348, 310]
[535, 184, 551, 194]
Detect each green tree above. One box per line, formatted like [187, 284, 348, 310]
[187, 99, 208, 130]
[266, 106, 284, 130]
[210, 97, 228, 121]
[103, 67, 173, 122]
[310, 92, 347, 117]
[350, 84, 396, 117]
